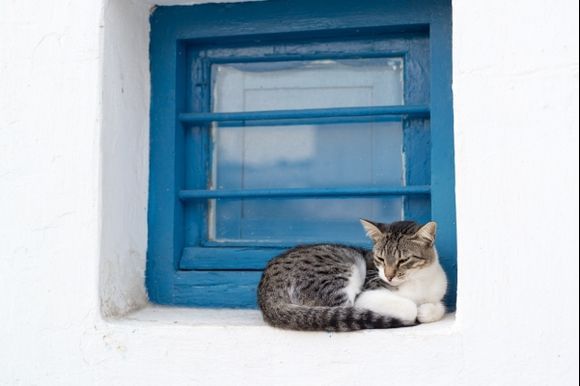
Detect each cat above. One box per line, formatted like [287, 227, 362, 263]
[257, 219, 447, 331]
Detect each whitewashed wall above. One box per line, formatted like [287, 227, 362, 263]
[0, 0, 578, 385]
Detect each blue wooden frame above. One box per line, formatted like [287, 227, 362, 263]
[148, 0, 456, 309]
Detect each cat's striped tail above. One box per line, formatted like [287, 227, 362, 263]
[259, 302, 416, 332]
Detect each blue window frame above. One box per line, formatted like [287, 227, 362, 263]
[147, 0, 456, 309]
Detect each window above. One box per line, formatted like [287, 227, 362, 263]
[147, 0, 456, 309]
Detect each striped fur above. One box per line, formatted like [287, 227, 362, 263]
[258, 244, 409, 331]
[257, 220, 447, 331]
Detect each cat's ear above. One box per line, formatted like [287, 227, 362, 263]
[360, 219, 385, 242]
[415, 221, 437, 245]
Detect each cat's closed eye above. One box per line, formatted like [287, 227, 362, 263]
[397, 258, 410, 267]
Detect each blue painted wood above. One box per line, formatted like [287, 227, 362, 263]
[208, 52, 408, 65]
[179, 186, 431, 200]
[200, 239, 372, 249]
[429, 2, 457, 311]
[404, 118, 432, 225]
[179, 105, 430, 124]
[173, 271, 262, 308]
[152, 1, 433, 42]
[146, 37, 187, 303]
[216, 115, 402, 128]
[180, 247, 286, 270]
[147, 0, 456, 309]
[181, 242, 383, 270]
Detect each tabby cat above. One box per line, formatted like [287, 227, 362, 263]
[257, 219, 447, 331]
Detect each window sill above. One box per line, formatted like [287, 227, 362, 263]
[113, 305, 457, 336]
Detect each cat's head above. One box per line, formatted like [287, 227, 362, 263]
[360, 219, 438, 286]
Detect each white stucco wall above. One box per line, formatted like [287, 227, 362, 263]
[0, 0, 578, 385]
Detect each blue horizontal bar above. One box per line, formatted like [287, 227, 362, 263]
[179, 105, 430, 124]
[201, 240, 370, 249]
[179, 185, 431, 200]
[217, 114, 402, 128]
[173, 271, 262, 308]
[180, 247, 286, 270]
[207, 52, 407, 64]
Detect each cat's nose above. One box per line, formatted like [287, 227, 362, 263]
[384, 267, 396, 282]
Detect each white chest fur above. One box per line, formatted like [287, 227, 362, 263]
[396, 261, 448, 305]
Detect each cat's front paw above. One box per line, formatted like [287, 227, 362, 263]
[417, 302, 445, 323]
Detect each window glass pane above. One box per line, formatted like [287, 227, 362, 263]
[212, 120, 404, 189]
[209, 120, 405, 242]
[211, 197, 403, 243]
[212, 58, 404, 112]
[209, 57, 406, 243]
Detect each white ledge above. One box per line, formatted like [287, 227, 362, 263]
[113, 305, 458, 336]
